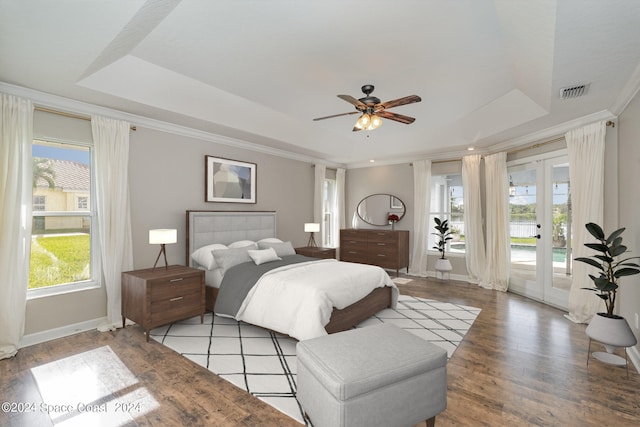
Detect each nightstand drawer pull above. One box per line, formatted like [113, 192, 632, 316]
[169, 296, 184, 302]
[170, 278, 184, 282]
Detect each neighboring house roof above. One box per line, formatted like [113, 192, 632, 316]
[36, 159, 89, 192]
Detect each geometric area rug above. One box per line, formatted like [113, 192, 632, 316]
[150, 294, 480, 426]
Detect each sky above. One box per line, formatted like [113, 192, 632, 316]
[33, 144, 90, 165]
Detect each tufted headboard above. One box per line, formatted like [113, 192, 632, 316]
[185, 210, 277, 267]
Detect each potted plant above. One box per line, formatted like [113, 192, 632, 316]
[574, 222, 640, 365]
[432, 217, 453, 274]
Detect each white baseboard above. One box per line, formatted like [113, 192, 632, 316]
[428, 271, 469, 283]
[20, 317, 108, 348]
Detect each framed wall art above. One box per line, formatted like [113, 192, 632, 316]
[205, 155, 256, 203]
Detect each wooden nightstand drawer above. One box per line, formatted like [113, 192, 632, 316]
[150, 275, 202, 302]
[295, 246, 336, 259]
[150, 292, 203, 324]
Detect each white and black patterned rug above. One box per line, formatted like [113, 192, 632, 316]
[150, 295, 480, 425]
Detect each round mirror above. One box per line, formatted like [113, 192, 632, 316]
[357, 194, 406, 226]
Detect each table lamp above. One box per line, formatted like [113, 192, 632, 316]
[304, 223, 320, 248]
[149, 229, 177, 269]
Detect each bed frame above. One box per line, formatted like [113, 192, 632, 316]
[186, 210, 393, 336]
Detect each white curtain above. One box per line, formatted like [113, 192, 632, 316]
[480, 152, 510, 291]
[313, 164, 326, 246]
[408, 160, 432, 277]
[0, 94, 33, 359]
[92, 115, 134, 331]
[462, 154, 486, 284]
[565, 121, 606, 323]
[335, 168, 346, 242]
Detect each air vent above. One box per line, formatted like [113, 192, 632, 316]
[559, 84, 589, 99]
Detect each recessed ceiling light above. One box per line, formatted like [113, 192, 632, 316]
[369, 159, 375, 163]
[467, 146, 475, 151]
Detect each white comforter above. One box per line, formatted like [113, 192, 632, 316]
[235, 259, 397, 341]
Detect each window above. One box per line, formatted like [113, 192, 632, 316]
[322, 178, 338, 247]
[77, 196, 88, 210]
[33, 195, 46, 211]
[30, 140, 96, 293]
[429, 174, 465, 254]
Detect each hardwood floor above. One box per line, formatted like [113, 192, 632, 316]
[1, 277, 638, 426]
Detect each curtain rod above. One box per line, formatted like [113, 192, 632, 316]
[35, 106, 137, 131]
[411, 120, 616, 164]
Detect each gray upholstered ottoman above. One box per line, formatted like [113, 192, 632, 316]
[296, 323, 447, 427]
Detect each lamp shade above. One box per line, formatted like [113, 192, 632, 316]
[149, 229, 177, 245]
[304, 223, 320, 233]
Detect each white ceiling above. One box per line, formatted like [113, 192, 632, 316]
[1, 0, 639, 167]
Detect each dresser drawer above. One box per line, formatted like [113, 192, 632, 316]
[150, 274, 202, 302]
[341, 229, 368, 242]
[367, 231, 398, 243]
[341, 250, 370, 264]
[366, 243, 398, 257]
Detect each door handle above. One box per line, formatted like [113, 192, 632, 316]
[532, 234, 541, 239]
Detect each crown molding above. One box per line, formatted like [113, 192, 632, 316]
[0, 82, 344, 168]
[609, 62, 640, 115]
[486, 110, 616, 154]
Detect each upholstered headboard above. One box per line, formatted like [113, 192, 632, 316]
[186, 210, 277, 267]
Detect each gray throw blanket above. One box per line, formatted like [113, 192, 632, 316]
[214, 254, 316, 318]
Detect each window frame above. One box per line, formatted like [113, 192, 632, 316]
[322, 178, 338, 248]
[428, 173, 465, 256]
[28, 138, 100, 299]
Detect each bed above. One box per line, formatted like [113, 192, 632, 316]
[186, 210, 397, 340]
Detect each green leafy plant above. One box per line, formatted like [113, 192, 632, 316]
[432, 217, 452, 260]
[574, 222, 640, 318]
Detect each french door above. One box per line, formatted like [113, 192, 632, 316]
[507, 154, 571, 309]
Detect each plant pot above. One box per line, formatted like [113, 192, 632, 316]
[586, 313, 637, 365]
[434, 258, 452, 272]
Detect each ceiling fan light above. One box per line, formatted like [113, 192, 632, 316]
[355, 113, 371, 130]
[369, 114, 382, 129]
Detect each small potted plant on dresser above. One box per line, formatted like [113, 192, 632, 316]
[432, 217, 453, 278]
[575, 222, 640, 373]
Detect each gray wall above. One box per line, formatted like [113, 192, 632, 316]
[129, 127, 313, 270]
[618, 89, 640, 356]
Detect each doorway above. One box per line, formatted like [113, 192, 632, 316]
[508, 154, 571, 309]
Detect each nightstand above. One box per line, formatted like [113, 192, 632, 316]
[295, 246, 337, 259]
[121, 265, 205, 341]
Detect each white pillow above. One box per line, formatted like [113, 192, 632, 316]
[257, 241, 296, 257]
[191, 243, 228, 270]
[248, 247, 282, 265]
[257, 237, 283, 244]
[212, 243, 258, 275]
[229, 240, 256, 248]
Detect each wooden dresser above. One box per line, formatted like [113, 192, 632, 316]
[122, 265, 205, 341]
[340, 229, 409, 276]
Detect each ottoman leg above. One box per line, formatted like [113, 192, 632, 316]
[426, 416, 436, 427]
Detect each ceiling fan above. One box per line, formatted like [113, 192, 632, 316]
[313, 84, 421, 131]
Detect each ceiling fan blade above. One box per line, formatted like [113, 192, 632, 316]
[376, 110, 416, 124]
[378, 95, 421, 110]
[313, 111, 360, 121]
[337, 94, 367, 108]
